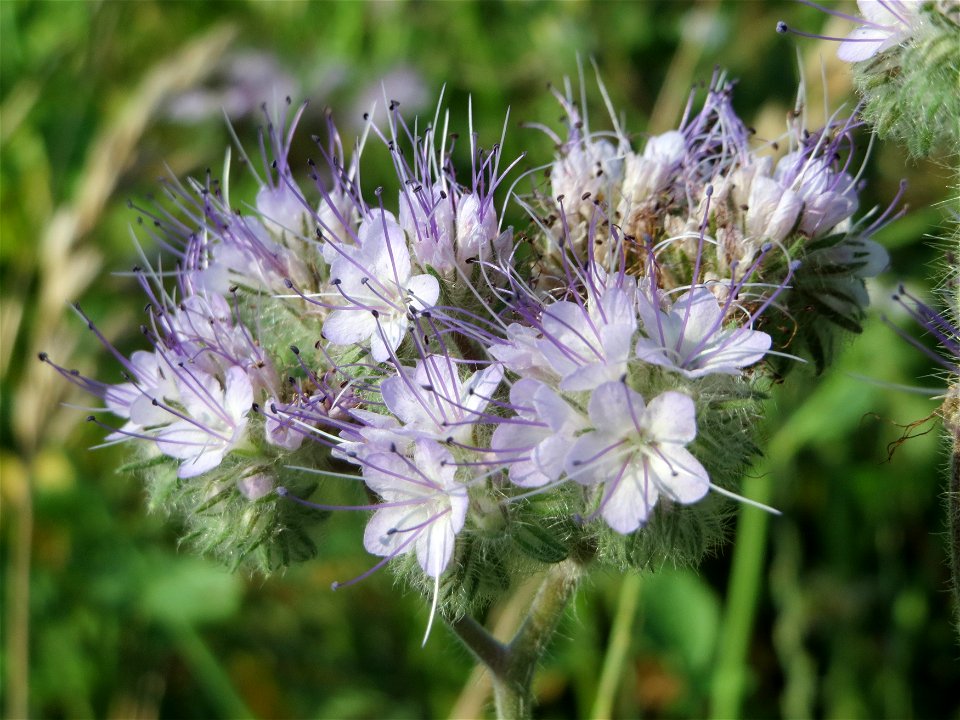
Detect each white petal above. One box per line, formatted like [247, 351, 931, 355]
[532, 434, 572, 482]
[406, 273, 440, 310]
[417, 516, 456, 578]
[364, 507, 414, 558]
[643, 391, 697, 445]
[370, 316, 407, 362]
[693, 328, 771, 374]
[381, 374, 428, 427]
[588, 381, 644, 435]
[673, 288, 724, 350]
[837, 26, 891, 62]
[600, 463, 657, 534]
[634, 338, 680, 370]
[323, 308, 376, 346]
[647, 446, 709, 504]
[462, 363, 504, 415]
[532, 383, 584, 434]
[176, 447, 227, 479]
[565, 431, 623, 486]
[222, 366, 253, 420]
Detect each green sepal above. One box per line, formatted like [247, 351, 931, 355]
[512, 522, 569, 564]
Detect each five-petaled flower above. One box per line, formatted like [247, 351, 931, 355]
[565, 382, 709, 533]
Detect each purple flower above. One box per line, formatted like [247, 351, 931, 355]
[536, 283, 638, 391]
[361, 439, 469, 577]
[565, 383, 709, 533]
[491, 379, 587, 488]
[379, 355, 503, 445]
[772, 150, 859, 238]
[323, 212, 440, 362]
[155, 365, 254, 478]
[635, 285, 771, 378]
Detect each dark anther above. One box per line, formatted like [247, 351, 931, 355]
[284, 278, 294, 288]
[290, 345, 301, 355]
[371, 309, 380, 318]
[86, 415, 96, 422]
[776, 21, 788, 33]
[38, 351, 48, 361]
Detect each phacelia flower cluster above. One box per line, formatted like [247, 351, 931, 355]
[779, 0, 960, 157]
[46, 76, 900, 614]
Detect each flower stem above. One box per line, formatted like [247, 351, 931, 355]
[497, 559, 584, 718]
[446, 559, 584, 719]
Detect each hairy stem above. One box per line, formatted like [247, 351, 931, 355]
[447, 613, 511, 678]
[446, 559, 584, 719]
[496, 559, 584, 719]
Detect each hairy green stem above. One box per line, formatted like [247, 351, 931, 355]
[448, 613, 511, 677]
[446, 559, 584, 719]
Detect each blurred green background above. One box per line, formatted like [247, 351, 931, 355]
[1, 1, 955, 718]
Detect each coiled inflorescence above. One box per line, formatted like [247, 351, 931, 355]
[46, 77, 899, 613]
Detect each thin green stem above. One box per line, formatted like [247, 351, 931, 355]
[710, 473, 772, 719]
[590, 573, 643, 720]
[165, 621, 256, 719]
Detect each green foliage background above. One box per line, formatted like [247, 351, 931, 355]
[1, 1, 955, 718]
